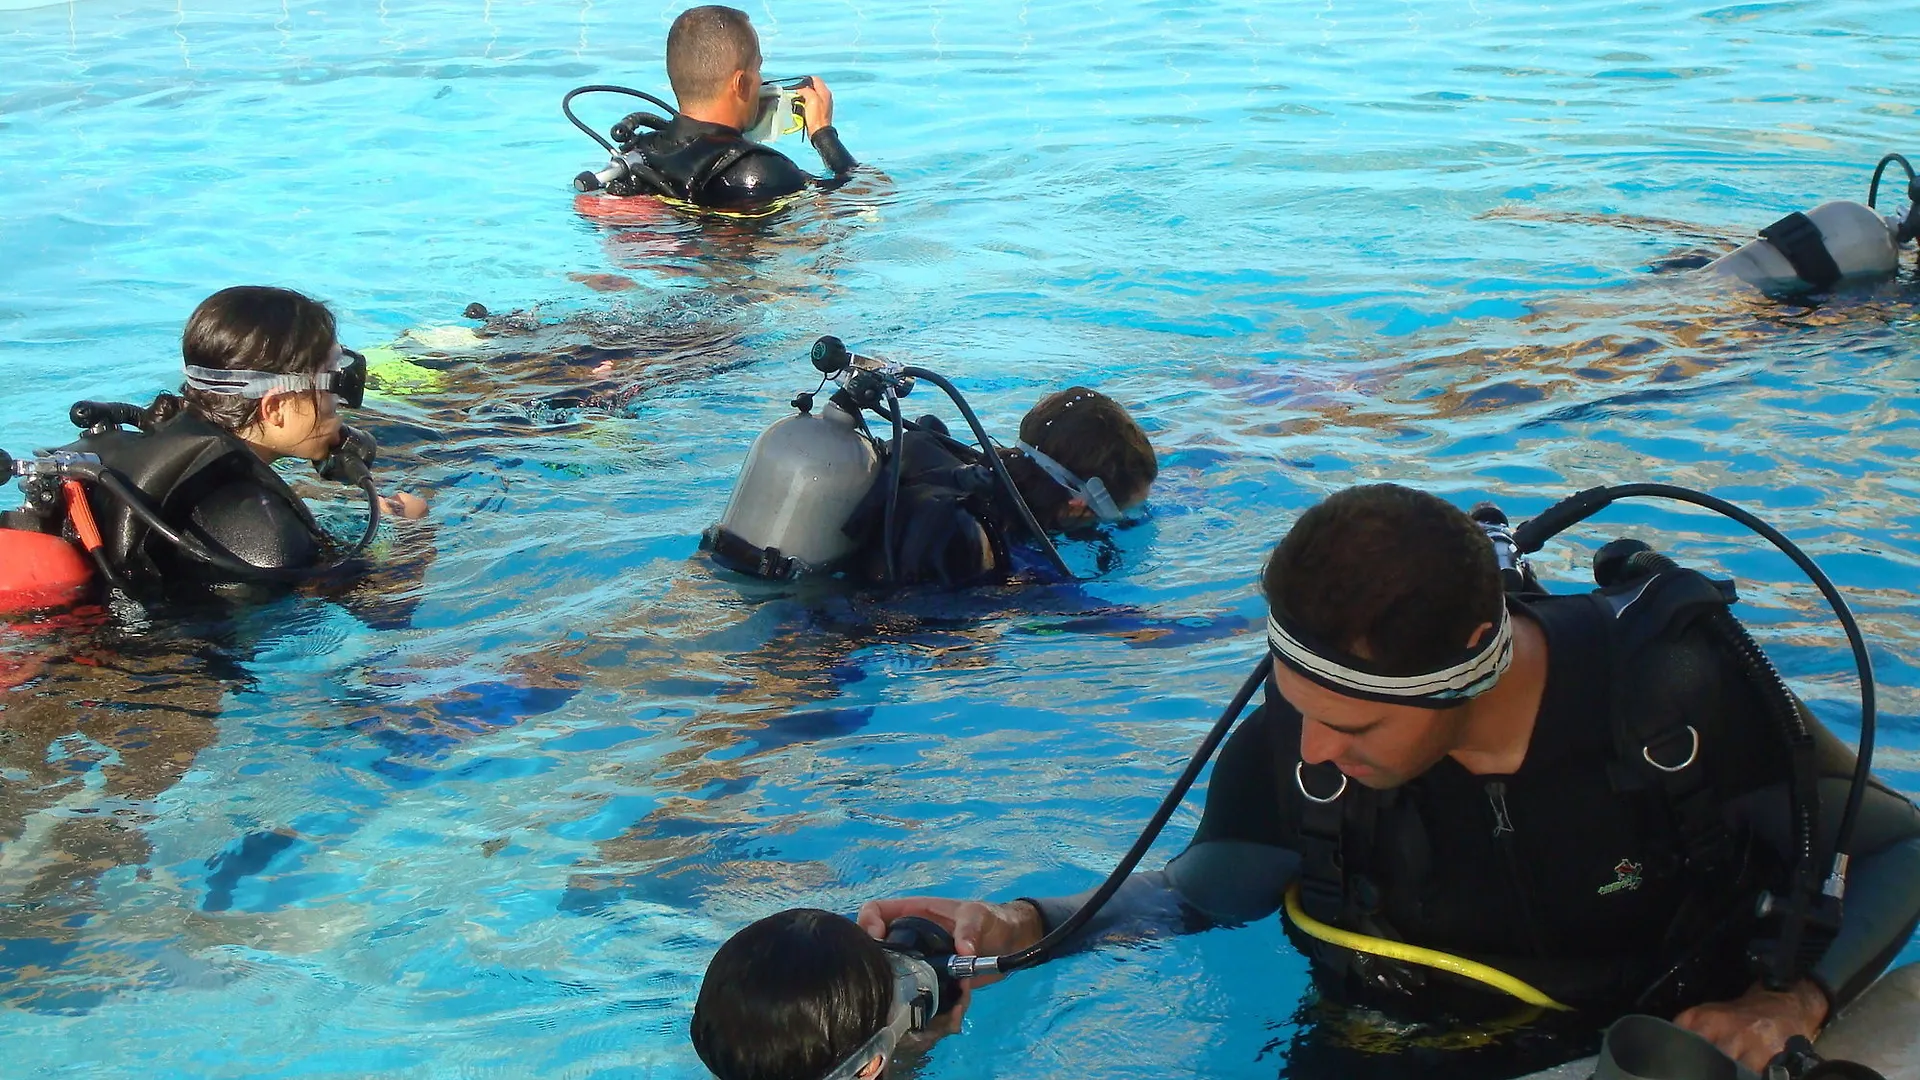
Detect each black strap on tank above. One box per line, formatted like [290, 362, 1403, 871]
[700, 524, 797, 579]
[1758, 212, 1843, 290]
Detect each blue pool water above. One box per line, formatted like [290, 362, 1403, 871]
[3, 0, 1920, 1076]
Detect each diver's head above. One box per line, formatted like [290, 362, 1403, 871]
[1262, 484, 1510, 789]
[157, 285, 359, 463]
[690, 908, 901, 1080]
[1005, 387, 1157, 531]
[667, 5, 763, 131]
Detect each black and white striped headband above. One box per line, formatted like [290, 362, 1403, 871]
[1266, 602, 1513, 707]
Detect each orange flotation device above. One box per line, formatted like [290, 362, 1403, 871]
[0, 526, 94, 616]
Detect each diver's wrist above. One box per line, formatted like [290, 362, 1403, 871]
[1006, 898, 1047, 949]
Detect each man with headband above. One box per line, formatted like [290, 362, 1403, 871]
[858, 484, 1920, 1071]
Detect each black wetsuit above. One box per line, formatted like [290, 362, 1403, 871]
[1023, 594, 1920, 1020]
[65, 410, 331, 590]
[611, 114, 857, 210]
[841, 427, 1034, 587]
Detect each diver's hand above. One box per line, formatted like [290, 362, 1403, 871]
[797, 76, 835, 136]
[856, 896, 1044, 958]
[1672, 979, 1828, 1071]
[378, 492, 429, 520]
[856, 897, 1044, 1029]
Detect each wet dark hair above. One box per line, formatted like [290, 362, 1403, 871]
[667, 5, 759, 107]
[690, 908, 894, 1080]
[1002, 386, 1158, 531]
[146, 285, 337, 434]
[1262, 484, 1503, 675]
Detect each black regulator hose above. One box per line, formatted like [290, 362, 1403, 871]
[882, 388, 905, 585]
[983, 655, 1270, 975]
[1513, 484, 1876, 924]
[1865, 153, 1915, 212]
[897, 366, 1075, 582]
[561, 85, 677, 154]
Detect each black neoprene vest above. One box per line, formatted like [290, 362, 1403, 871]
[61, 409, 329, 587]
[840, 429, 1015, 587]
[1276, 583, 1795, 1017]
[608, 115, 811, 209]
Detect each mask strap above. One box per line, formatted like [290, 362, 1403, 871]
[182, 345, 346, 400]
[1015, 440, 1123, 522]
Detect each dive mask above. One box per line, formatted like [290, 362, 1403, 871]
[816, 951, 939, 1080]
[1015, 440, 1125, 523]
[183, 345, 368, 409]
[745, 76, 812, 144]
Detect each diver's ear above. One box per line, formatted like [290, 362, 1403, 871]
[733, 67, 757, 104]
[1463, 621, 1494, 650]
[855, 1053, 887, 1080]
[257, 390, 293, 432]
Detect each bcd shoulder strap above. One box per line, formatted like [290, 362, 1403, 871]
[1589, 567, 1741, 879]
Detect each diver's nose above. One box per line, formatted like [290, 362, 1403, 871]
[1299, 719, 1348, 767]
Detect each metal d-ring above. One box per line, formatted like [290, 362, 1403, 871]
[1295, 761, 1349, 803]
[1643, 725, 1701, 773]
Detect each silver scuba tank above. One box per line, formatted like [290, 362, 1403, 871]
[1705, 199, 1904, 291]
[703, 393, 879, 579]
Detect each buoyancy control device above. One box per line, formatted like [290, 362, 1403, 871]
[701, 336, 1073, 583]
[1706, 153, 1920, 292]
[0, 403, 384, 613]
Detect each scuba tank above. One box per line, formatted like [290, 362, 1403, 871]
[1706, 153, 1920, 292]
[703, 391, 880, 579]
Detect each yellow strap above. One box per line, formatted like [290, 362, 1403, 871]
[1283, 883, 1573, 1011]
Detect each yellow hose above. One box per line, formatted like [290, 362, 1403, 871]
[1283, 883, 1572, 1011]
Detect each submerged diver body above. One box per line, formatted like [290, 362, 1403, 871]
[837, 387, 1159, 588]
[859, 485, 1920, 1073]
[704, 337, 1158, 589]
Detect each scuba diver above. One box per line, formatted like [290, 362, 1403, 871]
[691, 908, 958, 1080]
[702, 336, 1158, 588]
[566, 5, 857, 211]
[1704, 153, 1919, 292]
[856, 484, 1920, 1074]
[0, 285, 426, 609]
